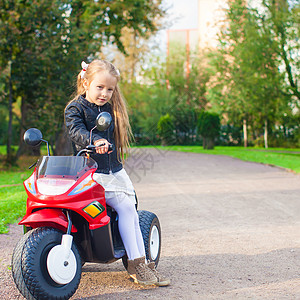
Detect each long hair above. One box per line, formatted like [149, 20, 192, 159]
[67, 59, 133, 161]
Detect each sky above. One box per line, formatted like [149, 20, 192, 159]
[163, 0, 198, 30]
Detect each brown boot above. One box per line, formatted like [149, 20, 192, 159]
[127, 257, 157, 285]
[147, 261, 170, 286]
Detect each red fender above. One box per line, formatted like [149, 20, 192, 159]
[19, 209, 77, 232]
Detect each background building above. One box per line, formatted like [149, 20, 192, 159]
[166, 0, 227, 63]
[198, 0, 227, 49]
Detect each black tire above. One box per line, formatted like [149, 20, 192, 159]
[12, 227, 82, 300]
[122, 210, 161, 269]
[12, 230, 36, 300]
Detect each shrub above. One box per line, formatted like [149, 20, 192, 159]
[157, 114, 175, 145]
[197, 111, 220, 149]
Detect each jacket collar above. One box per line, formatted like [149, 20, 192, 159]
[79, 95, 110, 110]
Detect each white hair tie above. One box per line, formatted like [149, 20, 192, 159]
[80, 61, 89, 78]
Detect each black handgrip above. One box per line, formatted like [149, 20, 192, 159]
[86, 145, 96, 151]
[108, 144, 114, 152]
[86, 143, 113, 154]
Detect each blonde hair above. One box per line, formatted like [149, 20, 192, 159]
[68, 59, 132, 161]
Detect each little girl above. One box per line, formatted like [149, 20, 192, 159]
[64, 59, 170, 286]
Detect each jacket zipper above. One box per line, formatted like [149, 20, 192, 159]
[98, 105, 111, 172]
[108, 129, 111, 172]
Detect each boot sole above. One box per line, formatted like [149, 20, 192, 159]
[155, 279, 171, 286]
[130, 275, 157, 285]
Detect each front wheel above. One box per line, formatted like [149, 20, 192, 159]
[12, 227, 82, 300]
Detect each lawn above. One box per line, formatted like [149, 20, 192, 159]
[0, 184, 27, 233]
[0, 145, 299, 233]
[141, 145, 300, 173]
[0, 156, 35, 233]
[0, 145, 18, 156]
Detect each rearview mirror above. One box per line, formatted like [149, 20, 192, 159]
[96, 112, 112, 131]
[23, 128, 43, 147]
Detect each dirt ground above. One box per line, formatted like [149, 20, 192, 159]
[0, 148, 299, 299]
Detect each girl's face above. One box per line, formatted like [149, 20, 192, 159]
[84, 71, 117, 106]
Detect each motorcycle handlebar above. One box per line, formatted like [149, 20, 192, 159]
[76, 143, 114, 156]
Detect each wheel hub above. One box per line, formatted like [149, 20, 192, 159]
[150, 225, 160, 260]
[47, 245, 77, 285]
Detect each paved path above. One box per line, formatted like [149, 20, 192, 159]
[1, 149, 299, 299]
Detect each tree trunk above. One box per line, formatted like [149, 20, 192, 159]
[6, 61, 13, 163]
[203, 137, 214, 149]
[55, 125, 72, 156]
[243, 118, 248, 148]
[130, 31, 138, 82]
[16, 99, 40, 157]
[264, 119, 268, 149]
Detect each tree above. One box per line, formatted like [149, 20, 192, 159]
[208, 0, 294, 148]
[103, 0, 166, 82]
[121, 46, 211, 146]
[0, 0, 72, 161]
[263, 0, 300, 100]
[0, 0, 165, 162]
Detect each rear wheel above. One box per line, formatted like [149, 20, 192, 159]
[122, 210, 161, 269]
[138, 210, 161, 266]
[12, 227, 81, 300]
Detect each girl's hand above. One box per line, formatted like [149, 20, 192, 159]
[94, 139, 113, 154]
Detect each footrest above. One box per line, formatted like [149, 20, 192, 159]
[114, 249, 126, 259]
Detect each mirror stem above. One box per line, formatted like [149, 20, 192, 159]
[41, 139, 50, 156]
[89, 126, 96, 145]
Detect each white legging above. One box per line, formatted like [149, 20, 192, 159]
[105, 191, 145, 260]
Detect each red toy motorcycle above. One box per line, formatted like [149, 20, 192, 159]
[12, 112, 161, 300]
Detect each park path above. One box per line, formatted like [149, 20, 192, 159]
[0, 148, 299, 299]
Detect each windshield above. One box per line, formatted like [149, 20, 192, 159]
[35, 156, 97, 195]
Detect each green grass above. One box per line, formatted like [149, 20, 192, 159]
[148, 145, 300, 173]
[0, 145, 18, 155]
[0, 151, 46, 233]
[0, 170, 31, 186]
[0, 185, 27, 233]
[0, 166, 32, 233]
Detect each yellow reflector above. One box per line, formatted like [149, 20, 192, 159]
[83, 201, 104, 218]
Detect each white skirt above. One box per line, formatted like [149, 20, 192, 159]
[93, 168, 135, 196]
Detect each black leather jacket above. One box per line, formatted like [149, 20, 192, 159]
[64, 96, 123, 174]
